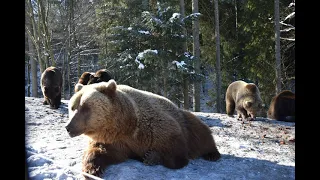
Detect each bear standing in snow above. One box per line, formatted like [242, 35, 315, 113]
[267, 90, 295, 122]
[65, 80, 221, 179]
[40, 66, 62, 109]
[225, 80, 264, 121]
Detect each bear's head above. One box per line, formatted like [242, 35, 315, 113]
[65, 80, 135, 143]
[87, 69, 112, 85]
[242, 97, 265, 119]
[78, 72, 95, 85]
[43, 85, 61, 100]
[242, 84, 265, 119]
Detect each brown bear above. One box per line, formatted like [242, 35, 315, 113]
[74, 72, 95, 93]
[40, 66, 62, 109]
[65, 80, 221, 179]
[267, 90, 295, 122]
[87, 69, 113, 85]
[225, 80, 264, 121]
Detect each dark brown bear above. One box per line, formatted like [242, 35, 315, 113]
[225, 80, 264, 121]
[66, 80, 221, 179]
[74, 72, 95, 93]
[267, 90, 295, 122]
[40, 66, 62, 109]
[87, 69, 113, 85]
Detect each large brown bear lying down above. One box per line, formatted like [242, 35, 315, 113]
[267, 90, 295, 122]
[225, 80, 264, 121]
[66, 80, 221, 179]
[40, 66, 62, 109]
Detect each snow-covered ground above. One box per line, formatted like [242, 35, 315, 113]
[25, 96, 295, 180]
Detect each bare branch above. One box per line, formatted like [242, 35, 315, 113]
[25, 26, 39, 51]
[279, 21, 295, 29]
[280, 37, 295, 41]
[280, 27, 295, 32]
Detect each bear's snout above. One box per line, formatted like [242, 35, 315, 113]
[65, 124, 74, 137]
[65, 125, 71, 132]
[65, 123, 81, 138]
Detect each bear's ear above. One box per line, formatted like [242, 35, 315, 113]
[76, 83, 84, 91]
[69, 91, 83, 111]
[97, 79, 117, 96]
[246, 84, 257, 93]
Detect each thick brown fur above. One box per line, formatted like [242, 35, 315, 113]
[87, 69, 113, 85]
[225, 80, 264, 121]
[267, 90, 295, 122]
[74, 72, 95, 93]
[66, 80, 221, 179]
[40, 66, 62, 109]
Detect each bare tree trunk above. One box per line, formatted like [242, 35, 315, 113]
[38, 0, 56, 67]
[180, 0, 190, 110]
[62, 49, 66, 99]
[66, 0, 74, 99]
[214, 0, 222, 113]
[26, 36, 31, 97]
[192, 0, 201, 112]
[29, 36, 38, 98]
[78, 54, 81, 78]
[275, 0, 282, 94]
[26, 0, 45, 73]
[234, 0, 238, 40]
[67, 29, 72, 99]
[27, 61, 31, 97]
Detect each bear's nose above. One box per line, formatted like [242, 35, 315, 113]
[65, 125, 71, 133]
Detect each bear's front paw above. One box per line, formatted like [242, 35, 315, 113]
[246, 117, 255, 121]
[202, 150, 221, 161]
[82, 149, 107, 179]
[82, 162, 104, 180]
[143, 150, 161, 166]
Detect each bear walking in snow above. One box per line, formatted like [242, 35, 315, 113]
[40, 66, 62, 109]
[225, 80, 264, 121]
[65, 80, 221, 179]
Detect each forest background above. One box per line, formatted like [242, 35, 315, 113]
[24, 0, 295, 114]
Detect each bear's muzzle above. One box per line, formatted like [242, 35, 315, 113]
[65, 123, 83, 138]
